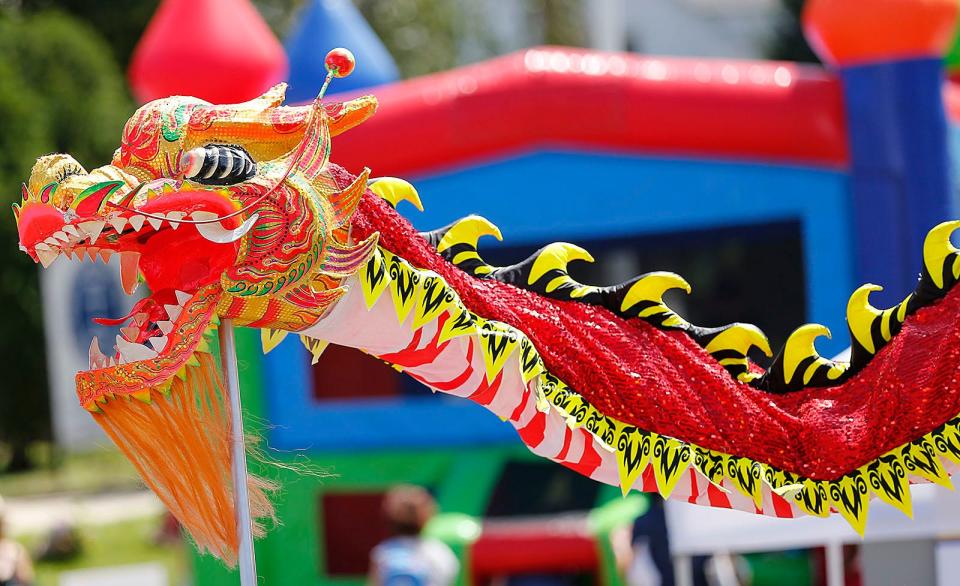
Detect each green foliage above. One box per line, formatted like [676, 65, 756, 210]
[17, 0, 159, 70]
[355, 0, 466, 78]
[356, 0, 585, 79]
[18, 515, 187, 586]
[535, 0, 585, 47]
[0, 10, 133, 467]
[0, 446, 139, 497]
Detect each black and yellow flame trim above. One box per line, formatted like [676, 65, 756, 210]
[757, 220, 960, 392]
[420, 215, 772, 384]
[419, 215, 960, 394]
[341, 244, 960, 535]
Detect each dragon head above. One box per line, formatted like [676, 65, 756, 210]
[14, 83, 379, 410]
[13, 79, 383, 561]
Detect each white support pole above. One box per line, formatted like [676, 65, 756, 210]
[825, 541, 844, 586]
[219, 318, 258, 585]
[673, 554, 694, 586]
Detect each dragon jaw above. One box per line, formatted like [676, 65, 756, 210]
[16, 159, 253, 409]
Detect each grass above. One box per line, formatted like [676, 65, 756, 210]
[19, 516, 189, 586]
[0, 447, 141, 497]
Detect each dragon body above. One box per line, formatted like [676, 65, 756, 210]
[14, 82, 960, 562]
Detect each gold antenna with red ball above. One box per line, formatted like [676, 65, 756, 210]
[318, 47, 356, 99]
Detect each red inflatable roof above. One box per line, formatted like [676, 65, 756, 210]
[129, 0, 287, 104]
[332, 47, 850, 177]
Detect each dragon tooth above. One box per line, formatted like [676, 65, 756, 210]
[107, 216, 127, 233]
[148, 336, 168, 352]
[98, 249, 114, 263]
[166, 211, 186, 229]
[119, 252, 141, 295]
[35, 242, 51, 252]
[120, 326, 140, 341]
[63, 225, 81, 239]
[163, 304, 182, 321]
[78, 220, 106, 244]
[84, 247, 99, 262]
[45, 237, 60, 247]
[116, 335, 158, 361]
[174, 290, 192, 305]
[52, 231, 70, 243]
[129, 215, 146, 232]
[88, 337, 104, 369]
[146, 215, 163, 230]
[193, 212, 259, 244]
[156, 320, 174, 335]
[37, 247, 58, 268]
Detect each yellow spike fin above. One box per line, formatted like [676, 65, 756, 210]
[527, 243, 595, 285]
[477, 320, 521, 382]
[866, 457, 913, 519]
[436, 215, 503, 254]
[300, 336, 329, 365]
[620, 272, 691, 313]
[902, 440, 953, 490]
[782, 324, 831, 383]
[615, 425, 650, 497]
[829, 474, 870, 536]
[923, 220, 960, 289]
[650, 435, 691, 500]
[359, 248, 392, 309]
[369, 177, 424, 211]
[726, 457, 764, 510]
[704, 323, 772, 358]
[846, 284, 884, 354]
[261, 329, 289, 354]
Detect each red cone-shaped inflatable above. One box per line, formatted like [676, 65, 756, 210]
[129, 0, 288, 104]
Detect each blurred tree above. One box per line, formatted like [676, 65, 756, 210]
[355, 0, 463, 77]
[356, 0, 585, 79]
[768, 0, 819, 63]
[0, 10, 132, 470]
[533, 0, 585, 47]
[9, 0, 298, 72]
[11, 0, 159, 69]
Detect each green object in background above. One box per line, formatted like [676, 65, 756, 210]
[744, 550, 814, 586]
[424, 513, 482, 546]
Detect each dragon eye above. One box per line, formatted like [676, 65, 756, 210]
[181, 145, 256, 185]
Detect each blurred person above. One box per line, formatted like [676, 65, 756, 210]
[34, 521, 81, 562]
[0, 496, 34, 586]
[369, 485, 459, 586]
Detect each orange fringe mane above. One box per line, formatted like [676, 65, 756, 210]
[92, 352, 274, 565]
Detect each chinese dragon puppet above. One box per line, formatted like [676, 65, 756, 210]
[13, 50, 960, 563]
